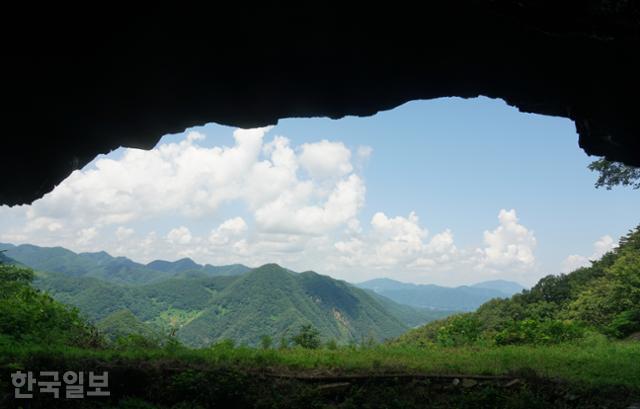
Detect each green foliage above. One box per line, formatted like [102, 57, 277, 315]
[588, 158, 640, 190]
[0, 264, 102, 348]
[291, 324, 321, 349]
[114, 334, 162, 350]
[494, 319, 586, 345]
[606, 309, 640, 338]
[260, 334, 273, 349]
[98, 308, 163, 342]
[435, 313, 483, 347]
[325, 338, 338, 350]
[278, 332, 290, 350]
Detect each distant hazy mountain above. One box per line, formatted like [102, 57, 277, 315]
[32, 263, 444, 346]
[356, 277, 524, 311]
[0, 250, 19, 265]
[0, 243, 250, 285]
[471, 279, 526, 295]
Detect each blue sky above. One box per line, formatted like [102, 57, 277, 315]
[1, 96, 637, 286]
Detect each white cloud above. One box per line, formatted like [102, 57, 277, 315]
[298, 140, 353, 179]
[209, 217, 248, 246]
[0, 123, 544, 286]
[166, 226, 192, 245]
[357, 145, 373, 161]
[561, 234, 617, 273]
[561, 254, 590, 273]
[76, 227, 97, 246]
[0, 127, 368, 268]
[254, 174, 365, 235]
[115, 226, 134, 241]
[332, 208, 536, 284]
[476, 209, 536, 272]
[592, 235, 616, 259]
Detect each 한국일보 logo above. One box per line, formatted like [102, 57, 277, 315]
[10, 370, 110, 399]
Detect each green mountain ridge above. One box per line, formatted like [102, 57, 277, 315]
[3, 242, 453, 346]
[25, 258, 443, 346]
[1, 242, 250, 285]
[178, 264, 427, 346]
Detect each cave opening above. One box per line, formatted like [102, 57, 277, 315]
[2, 96, 638, 290]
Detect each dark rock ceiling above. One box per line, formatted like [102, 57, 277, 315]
[2, 2, 639, 205]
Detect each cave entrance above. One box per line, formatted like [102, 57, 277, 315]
[1, 96, 638, 290]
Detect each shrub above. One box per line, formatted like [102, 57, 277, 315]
[325, 339, 338, 350]
[436, 314, 482, 347]
[260, 334, 273, 349]
[114, 334, 161, 350]
[605, 309, 640, 338]
[494, 319, 586, 345]
[291, 324, 321, 349]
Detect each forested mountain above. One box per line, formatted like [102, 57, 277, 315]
[177, 264, 443, 346]
[357, 277, 523, 311]
[0, 243, 249, 285]
[396, 226, 640, 347]
[30, 261, 443, 346]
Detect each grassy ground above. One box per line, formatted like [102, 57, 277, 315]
[2, 341, 639, 387]
[1, 341, 638, 408]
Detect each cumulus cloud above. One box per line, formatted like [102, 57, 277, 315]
[336, 211, 438, 269]
[0, 124, 543, 285]
[332, 208, 536, 283]
[298, 140, 353, 179]
[561, 254, 590, 273]
[166, 226, 192, 245]
[592, 235, 616, 259]
[115, 226, 135, 241]
[476, 209, 536, 272]
[76, 227, 98, 246]
[561, 235, 617, 273]
[0, 127, 367, 267]
[254, 174, 365, 235]
[209, 217, 248, 245]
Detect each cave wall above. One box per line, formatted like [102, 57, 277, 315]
[2, 1, 639, 205]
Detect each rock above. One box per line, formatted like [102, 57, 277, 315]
[3, 2, 640, 205]
[462, 379, 478, 388]
[316, 382, 351, 394]
[626, 332, 640, 341]
[504, 379, 521, 388]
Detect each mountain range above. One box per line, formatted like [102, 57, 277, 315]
[0, 242, 249, 285]
[356, 277, 525, 311]
[0, 243, 450, 346]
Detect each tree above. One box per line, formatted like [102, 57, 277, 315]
[260, 334, 273, 349]
[291, 324, 321, 349]
[588, 158, 640, 190]
[0, 264, 102, 347]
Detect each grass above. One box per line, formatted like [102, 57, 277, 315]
[2, 340, 639, 389]
[1, 341, 638, 408]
